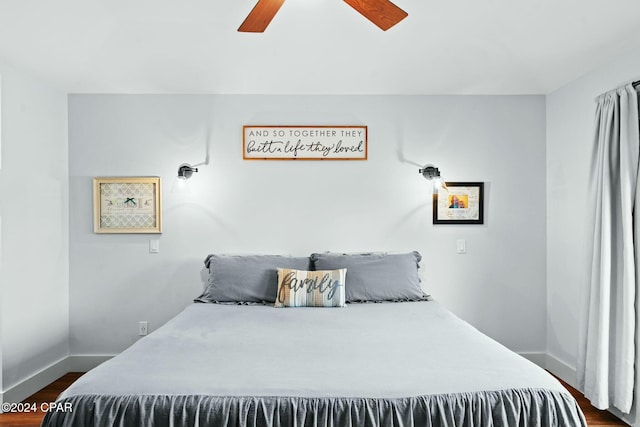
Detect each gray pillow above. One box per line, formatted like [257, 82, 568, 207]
[195, 254, 311, 304]
[310, 252, 426, 302]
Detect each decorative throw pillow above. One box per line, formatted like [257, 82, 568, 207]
[274, 268, 346, 308]
[310, 251, 426, 302]
[195, 255, 311, 304]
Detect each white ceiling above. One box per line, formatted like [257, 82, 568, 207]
[1, 0, 640, 95]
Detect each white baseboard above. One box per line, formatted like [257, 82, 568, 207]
[544, 353, 577, 389]
[0, 355, 114, 405]
[67, 355, 113, 372]
[519, 352, 547, 368]
[1, 357, 70, 405]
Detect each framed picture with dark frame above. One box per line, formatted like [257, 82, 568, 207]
[433, 182, 484, 225]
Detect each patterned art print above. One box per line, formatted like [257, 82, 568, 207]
[93, 177, 162, 233]
[100, 183, 156, 228]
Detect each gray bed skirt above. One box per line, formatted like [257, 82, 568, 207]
[42, 387, 585, 427]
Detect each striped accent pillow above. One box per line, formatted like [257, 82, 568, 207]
[275, 268, 346, 308]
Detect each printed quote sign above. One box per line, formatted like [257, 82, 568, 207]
[243, 126, 367, 160]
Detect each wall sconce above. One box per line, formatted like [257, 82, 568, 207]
[171, 163, 199, 194]
[419, 165, 447, 192]
[177, 163, 198, 179]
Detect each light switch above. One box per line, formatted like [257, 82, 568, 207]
[456, 239, 466, 254]
[149, 239, 160, 254]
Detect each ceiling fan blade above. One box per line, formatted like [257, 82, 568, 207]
[238, 0, 286, 32]
[343, 0, 408, 31]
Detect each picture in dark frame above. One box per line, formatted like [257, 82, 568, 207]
[433, 182, 484, 225]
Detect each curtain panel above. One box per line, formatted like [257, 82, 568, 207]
[578, 83, 639, 414]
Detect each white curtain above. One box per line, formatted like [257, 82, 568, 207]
[578, 83, 639, 414]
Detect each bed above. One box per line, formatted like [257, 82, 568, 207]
[43, 252, 587, 427]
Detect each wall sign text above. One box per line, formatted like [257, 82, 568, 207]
[243, 126, 368, 160]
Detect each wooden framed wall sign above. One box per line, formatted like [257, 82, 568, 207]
[93, 177, 162, 233]
[433, 182, 484, 225]
[243, 125, 367, 160]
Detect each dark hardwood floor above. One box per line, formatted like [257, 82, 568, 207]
[0, 372, 629, 426]
[0, 373, 82, 427]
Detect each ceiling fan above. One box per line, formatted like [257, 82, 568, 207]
[238, 0, 408, 32]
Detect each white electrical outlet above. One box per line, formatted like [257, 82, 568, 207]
[138, 321, 148, 336]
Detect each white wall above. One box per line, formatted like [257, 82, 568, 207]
[0, 63, 69, 401]
[68, 94, 547, 356]
[546, 47, 640, 425]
